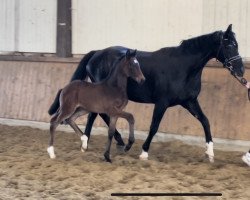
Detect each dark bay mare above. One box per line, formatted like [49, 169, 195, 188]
[47, 50, 145, 162]
[49, 25, 244, 163]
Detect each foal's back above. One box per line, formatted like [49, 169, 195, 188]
[60, 80, 128, 115]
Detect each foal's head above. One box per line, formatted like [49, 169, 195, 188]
[216, 24, 244, 77]
[122, 49, 145, 84]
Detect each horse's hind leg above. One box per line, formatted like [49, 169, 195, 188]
[104, 116, 117, 162]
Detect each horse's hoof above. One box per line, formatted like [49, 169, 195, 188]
[50, 154, 56, 159]
[206, 154, 214, 163]
[139, 150, 148, 160]
[205, 142, 214, 163]
[124, 145, 131, 152]
[80, 147, 85, 153]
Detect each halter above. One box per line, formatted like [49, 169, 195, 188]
[216, 33, 242, 73]
[216, 32, 250, 100]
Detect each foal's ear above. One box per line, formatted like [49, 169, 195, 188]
[130, 49, 137, 57]
[126, 49, 137, 59]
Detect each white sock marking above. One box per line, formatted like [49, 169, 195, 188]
[47, 146, 56, 159]
[81, 135, 88, 150]
[205, 142, 214, 163]
[139, 150, 148, 160]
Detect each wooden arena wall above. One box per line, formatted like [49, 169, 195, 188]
[0, 60, 250, 141]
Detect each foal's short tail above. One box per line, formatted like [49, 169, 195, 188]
[48, 50, 97, 116]
[48, 89, 62, 115]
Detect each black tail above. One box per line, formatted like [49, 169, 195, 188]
[48, 89, 62, 115]
[70, 50, 97, 81]
[48, 50, 96, 116]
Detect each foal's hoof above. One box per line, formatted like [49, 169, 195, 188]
[116, 144, 126, 152]
[139, 150, 149, 160]
[104, 153, 112, 163]
[81, 135, 88, 151]
[47, 146, 56, 159]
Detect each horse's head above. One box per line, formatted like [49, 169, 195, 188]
[216, 24, 244, 77]
[124, 49, 145, 84]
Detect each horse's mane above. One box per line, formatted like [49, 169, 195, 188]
[179, 32, 217, 50]
[98, 53, 126, 84]
[179, 31, 222, 52]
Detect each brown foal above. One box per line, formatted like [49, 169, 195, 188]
[48, 49, 145, 162]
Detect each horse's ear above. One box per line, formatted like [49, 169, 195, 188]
[224, 24, 232, 37]
[131, 49, 137, 57]
[125, 49, 131, 59]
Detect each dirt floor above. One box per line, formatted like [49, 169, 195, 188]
[0, 124, 249, 200]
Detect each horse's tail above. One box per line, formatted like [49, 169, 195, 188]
[48, 50, 96, 116]
[48, 89, 62, 115]
[70, 50, 97, 81]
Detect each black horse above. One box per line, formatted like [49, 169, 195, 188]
[49, 25, 244, 162]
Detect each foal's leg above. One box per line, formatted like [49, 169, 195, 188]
[182, 99, 214, 163]
[99, 113, 125, 147]
[116, 111, 135, 152]
[140, 103, 168, 160]
[84, 113, 98, 138]
[66, 110, 89, 152]
[48, 113, 60, 159]
[104, 116, 117, 162]
[48, 111, 71, 159]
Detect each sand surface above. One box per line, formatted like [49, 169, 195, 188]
[0, 124, 249, 200]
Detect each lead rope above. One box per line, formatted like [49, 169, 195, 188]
[233, 75, 250, 100]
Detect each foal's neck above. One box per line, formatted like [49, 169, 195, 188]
[106, 59, 128, 93]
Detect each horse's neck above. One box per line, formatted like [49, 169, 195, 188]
[181, 32, 220, 71]
[106, 62, 128, 93]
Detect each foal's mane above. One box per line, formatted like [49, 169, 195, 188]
[100, 53, 126, 83]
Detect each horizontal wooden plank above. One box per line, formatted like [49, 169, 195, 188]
[0, 60, 250, 141]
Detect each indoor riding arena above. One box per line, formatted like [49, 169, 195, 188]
[0, 1, 250, 200]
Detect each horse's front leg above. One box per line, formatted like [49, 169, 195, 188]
[182, 99, 214, 163]
[140, 103, 168, 160]
[104, 117, 117, 162]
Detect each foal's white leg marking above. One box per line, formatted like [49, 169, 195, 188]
[47, 146, 56, 159]
[81, 135, 88, 152]
[139, 150, 149, 160]
[205, 142, 214, 163]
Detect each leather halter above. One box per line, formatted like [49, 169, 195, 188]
[216, 33, 242, 73]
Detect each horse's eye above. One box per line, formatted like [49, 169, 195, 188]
[232, 42, 237, 46]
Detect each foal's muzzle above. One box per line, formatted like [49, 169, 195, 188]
[136, 76, 146, 85]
